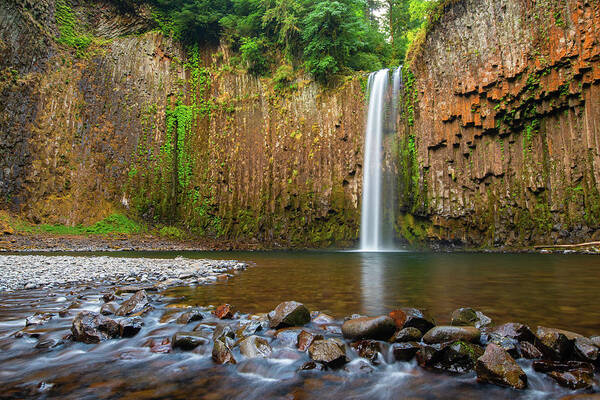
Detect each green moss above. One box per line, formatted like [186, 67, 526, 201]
[55, 0, 91, 55]
[17, 214, 142, 235]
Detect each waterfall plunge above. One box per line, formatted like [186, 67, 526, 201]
[360, 68, 402, 252]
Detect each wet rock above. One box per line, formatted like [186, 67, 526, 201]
[213, 324, 236, 347]
[475, 343, 527, 389]
[299, 361, 325, 371]
[350, 340, 387, 363]
[71, 311, 120, 343]
[308, 339, 348, 368]
[573, 337, 599, 362]
[392, 342, 421, 361]
[148, 338, 172, 354]
[341, 316, 396, 341]
[391, 327, 422, 343]
[173, 331, 211, 350]
[25, 313, 54, 327]
[590, 336, 600, 348]
[491, 323, 536, 343]
[559, 395, 600, 400]
[274, 327, 303, 347]
[239, 335, 272, 358]
[536, 326, 575, 360]
[389, 308, 435, 334]
[487, 333, 520, 359]
[177, 310, 205, 324]
[118, 317, 143, 338]
[100, 302, 119, 316]
[533, 360, 594, 390]
[298, 330, 323, 352]
[417, 341, 484, 373]
[115, 290, 150, 317]
[312, 313, 335, 325]
[115, 285, 156, 295]
[450, 308, 491, 328]
[422, 326, 480, 344]
[519, 341, 543, 359]
[213, 304, 234, 319]
[238, 319, 267, 337]
[212, 339, 236, 365]
[268, 301, 311, 329]
[102, 292, 116, 303]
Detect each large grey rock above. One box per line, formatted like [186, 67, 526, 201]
[71, 311, 120, 343]
[341, 316, 396, 341]
[268, 301, 310, 329]
[422, 326, 480, 344]
[476, 343, 527, 389]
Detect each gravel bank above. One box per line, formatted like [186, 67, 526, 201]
[0, 256, 248, 292]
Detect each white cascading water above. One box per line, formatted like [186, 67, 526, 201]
[360, 67, 402, 251]
[360, 69, 389, 251]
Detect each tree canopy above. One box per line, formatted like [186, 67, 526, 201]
[148, 0, 435, 82]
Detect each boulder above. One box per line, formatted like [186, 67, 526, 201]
[391, 327, 422, 343]
[422, 326, 480, 344]
[312, 313, 335, 325]
[389, 308, 435, 333]
[173, 331, 211, 350]
[71, 311, 120, 343]
[573, 337, 599, 362]
[268, 301, 311, 329]
[115, 290, 150, 317]
[341, 316, 396, 341]
[350, 340, 387, 363]
[451, 308, 491, 328]
[392, 342, 421, 362]
[308, 339, 348, 368]
[486, 333, 520, 358]
[100, 302, 119, 316]
[212, 339, 236, 365]
[213, 304, 234, 320]
[177, 310, 205, 324]
[475, 343, 527, 389]
[297, 330, 323, 352]
[533, 360, 594, 390]
[274, 327, 303, 347]
[519, 341, 543, 359]
[239, 335, 272, 358]
[417, 341, 484, 373]
[212, 324, 236, 347]
[118, 317, 143, 338]
[536, 326, 575, 360]
[491, 323, 536, 343]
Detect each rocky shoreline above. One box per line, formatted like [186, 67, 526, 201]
[0, 255, 248, 292]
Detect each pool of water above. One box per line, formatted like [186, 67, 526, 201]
[1, 250, 599, 399]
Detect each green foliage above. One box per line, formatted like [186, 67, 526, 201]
[159, 225, 185, 239]
[240, 37, 270, 75]
[17, 214, 142, 235]
[55, 0, 92, 54]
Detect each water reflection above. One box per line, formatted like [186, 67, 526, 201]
[360, 252, 386, 315]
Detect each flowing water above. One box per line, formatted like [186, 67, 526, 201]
[1, 251, 599, 399]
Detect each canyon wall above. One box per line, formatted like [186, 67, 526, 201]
[399, 0, 600, 247]
[0, 0, 365, 247]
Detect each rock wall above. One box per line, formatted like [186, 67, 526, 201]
[0, 0, 365, 247]
[400, 0, 600, 247]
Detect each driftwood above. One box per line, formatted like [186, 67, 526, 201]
[534, 241, 600, 249]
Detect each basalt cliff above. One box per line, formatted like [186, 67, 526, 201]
[1, 0, 599, 249]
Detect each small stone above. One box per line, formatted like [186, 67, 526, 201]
[308, 339, 348, 368]
[118, 317, 143, 338]
[213, 304, 234, 319]
[389, 308, 435, 333]
[573, 337, 599, 362]
[533, 360, 594, 390]
[212, 339, 236, 364]
[25, 313, 54, 327]
[115, 290, 149, 317]
[100, 302, 119, 316]
[475, 343, 527, 389]
[268, 301, 311, 329]
[239, 335, 272, 358]
[298, 330, 323, 352]
[71, 311, 120, 343]
[391, 327, 422, 343]
[177, 310, 205, 324]
[341, 316, 396, 341]
[422, 326, 480, 344]
[312, 313, 335, 325]
[173, 332, 211, 350]
[350, 340, 387, 363]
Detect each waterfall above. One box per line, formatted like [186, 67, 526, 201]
[360, 67, 402, 251]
